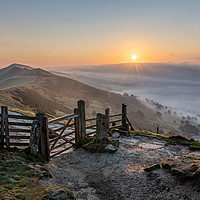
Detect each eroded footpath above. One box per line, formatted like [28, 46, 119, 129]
[40, 135, 200, 200]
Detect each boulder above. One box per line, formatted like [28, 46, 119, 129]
[47, 189, 73, 200]
[104, 144, 118, 153]
[112, 132, 120, 138]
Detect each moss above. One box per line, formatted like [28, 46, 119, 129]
[161, 161, 175, 169]
[131, 130, 200, 150]
[18, 147, 46, 164]
[171, 167, 184, 176]
[42, 186, 75, 200]
[131, 130, 167, 140]
[80, 136, 118, 153]
[182, 153, 200, 164]
[144, 164, 160, 172]
[40, 166, 52, 178]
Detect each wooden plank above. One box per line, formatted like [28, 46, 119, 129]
[9, 129, 31, 133]
[126, 116, 134, 131]
[50, 118, 73, 149]
[85, 124, 96, 129]
[74, 108, 79, 144]
[53, 121, 74, 132]
[8, 122, 32, 126]
[62, 130, 75, 138]
[1, 106, 5, 148]
[50, 138, 75, 151]
[86, 131, 96, 136]
[50, 146, 73, 158]
[48, 113, 75, 124]
[49, 130, 74, 145]
[85, 117, 97, 122]
[105, 108, 110, 134]
[78, 100, 86, 140]
[8, 135, 30, 139]
[109, 124, 122, 130]
[9, 142, 29, 146]
[109, 119, 122, 124]
[110, 113, 122, 118]
[49, 130, 75, 143]
[8, 114, 35, 120]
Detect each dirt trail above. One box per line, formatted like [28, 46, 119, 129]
[40, 135, 200, 200]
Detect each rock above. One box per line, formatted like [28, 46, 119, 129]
[111, 138, 119, 147]
[47, 189, 73, 200]
[144, 164, 161, 172]
[30, 143, 38, 156]
[181, 164, 199, 176]
[10, 178, 17, 183]
[117, 130, 129, 136]
[104, 144, 118, 153]
[112, 132, 120, 138]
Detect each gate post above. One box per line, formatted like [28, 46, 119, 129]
[96, 113, 107, 141]
[0, 106, 5, 148]
[105, 108, 110, 134]
[74, 108, 79, 144]
[122, 104, 128, 130]
[1, 107, 9, 148]
[78, 100, 86, 140]
[36, 112, 50, 162]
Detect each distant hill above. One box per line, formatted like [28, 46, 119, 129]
[0, 63, 33, 81]
[0, 63, 174, 132]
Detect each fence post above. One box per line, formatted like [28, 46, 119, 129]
[157, 127, 159, 134]
[0, 106, 5, 148]
[78, 100, 86, 140]
[36, 112, 50, 162]
[122, 104, 128, 130]
[105, 108, 110, 134]
[74, 108, 79, 144]
[96, 113, 107, 141]
[1, 107, 10, 148]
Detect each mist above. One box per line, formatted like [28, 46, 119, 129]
[47, 62, 200, 115]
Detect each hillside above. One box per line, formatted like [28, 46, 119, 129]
[0, 63, 174, 132]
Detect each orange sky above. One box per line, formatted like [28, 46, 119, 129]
[0, 1, 200, 67]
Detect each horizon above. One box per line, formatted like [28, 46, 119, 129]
[0, 0, 200, 67]
[1, 60, 200, 69]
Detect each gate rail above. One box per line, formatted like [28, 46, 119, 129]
[48, 111, 79, 158]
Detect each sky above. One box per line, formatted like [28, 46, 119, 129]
[0, 0, 200, 67]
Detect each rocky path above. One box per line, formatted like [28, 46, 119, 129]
[40, 135, 200, 200]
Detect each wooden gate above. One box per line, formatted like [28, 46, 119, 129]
[0, 106, 36, 149]
[48, 109, 79, 158]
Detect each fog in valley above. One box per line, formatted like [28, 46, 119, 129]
[47, 62, 200, 115]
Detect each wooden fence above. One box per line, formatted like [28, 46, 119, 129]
[0, 106, 35, 148]
[0, 100, 133, 161]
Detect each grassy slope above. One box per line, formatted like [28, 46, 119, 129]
[0, 148, 74, 200]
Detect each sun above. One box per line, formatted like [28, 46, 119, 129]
[131, 55, 137, 61]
